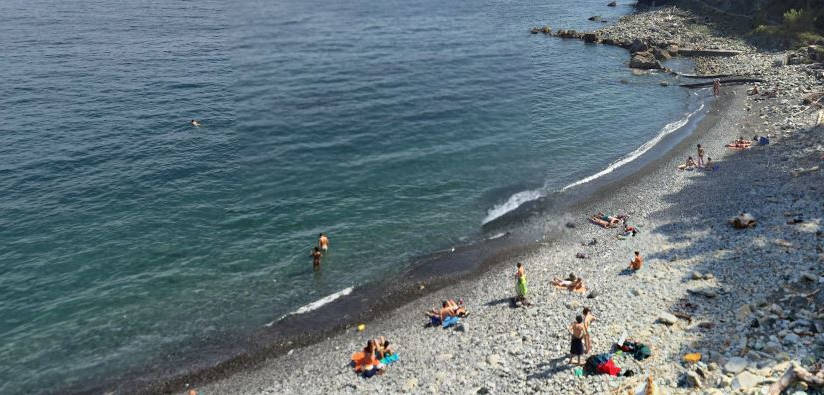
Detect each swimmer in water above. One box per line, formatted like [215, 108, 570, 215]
[190, 119, 201, 127]
[318, 233, 329, 252]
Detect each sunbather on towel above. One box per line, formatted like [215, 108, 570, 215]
[445, 299, 467, 317]
[678, 156, 697, 170]
[373, 336, 393, 359]
[354, 339, 385, 374]
[552, 275, 585, 292]
[590, 212, 621, 228]
[425, 301, 456, 321]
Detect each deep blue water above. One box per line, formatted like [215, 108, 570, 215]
[0, 0, 697, 392]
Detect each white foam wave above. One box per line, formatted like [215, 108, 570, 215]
[266, 286, 354, 327]
[479, 104, 704, 226]
[561, 103, 704, 191]
[482, 189, 543, 225]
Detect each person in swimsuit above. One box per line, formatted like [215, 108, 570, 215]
[569, 315, 586, 365]
[551, 275, 584, 292]
[704, 157, 714, 171]
[190, 119, 201, 127]
[697, 144, 705, 167]
[583, 307, 596, 353]
[318, 233, 329, 252]
[311, 247, 322, 269]
[516, 263, 529, 305]
[621, 223, 638, 237]
[713, 79, 720, 97]
[629, 251, 643, 271]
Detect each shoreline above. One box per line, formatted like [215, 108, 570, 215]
[100, 5, 824, 394]
[194, 7, 824, 395]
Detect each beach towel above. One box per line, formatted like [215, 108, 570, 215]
[553, 283, 587, 294]
[442, 316, 459, 328]
[380, 353, 399, 365]
[516, 276, 528, 298]
[597, 359, 621, 376]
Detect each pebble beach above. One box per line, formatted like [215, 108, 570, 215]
[193, 7, 824, 395]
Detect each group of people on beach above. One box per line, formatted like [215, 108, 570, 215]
[678, 143, 714, 171]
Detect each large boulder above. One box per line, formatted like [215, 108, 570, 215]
[607, 1, 617, 6]
[629, 50, 662, 70]
[583, 33, 599, 43]
[628, 38, 649, 54]
[653, 47, 672, 60]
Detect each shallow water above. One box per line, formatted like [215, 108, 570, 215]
[0, 0, 698, 392]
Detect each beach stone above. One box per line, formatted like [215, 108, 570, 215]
[607, 1, 616, 6]
[724, 357, 748, 374]
[629, 51, 662, 70]
[782, 333, 800, 345]
[731, 371, 761, 391]
[737, 304, 752, 321]
[657, 312, 678, 325]
[684, 370, 703, 388]
[486, 354, 501, 367]
[403, 378, 418, 391]
[691, 271, 704, 280]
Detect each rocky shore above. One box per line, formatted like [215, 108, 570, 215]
[195, 7, 824, 395]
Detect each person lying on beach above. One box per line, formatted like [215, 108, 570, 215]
[629, 251, 643, 271]
[725, 137, 752, 149]
[569, 315, 587, 365]
[425, 299, 467, 320]
[552, 274, 585, 292]
[589, 212, 623, 228]
[677, 156, 697, 170]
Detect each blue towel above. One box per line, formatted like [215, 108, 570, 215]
[442, 316, 459, 328]
[380, 353, 399, 365]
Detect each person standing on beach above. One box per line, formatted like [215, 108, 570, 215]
[629, 251, 643, 271]
[311, 246, 322, 269]
[713, 79, 720, 97]
[318, 233, 329, 252]
[569, 315, 586, 365]
[583, 307, 596, 353]
[697, 144, 705, 167]
[515, 263, 529, 306]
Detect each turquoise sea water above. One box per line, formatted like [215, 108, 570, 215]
[1, 0, 698, 392]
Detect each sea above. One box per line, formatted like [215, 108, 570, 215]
[0, 0, 706, 392]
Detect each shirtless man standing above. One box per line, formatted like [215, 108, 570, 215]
[697, 144, 705, 167]
[318, 233, 329, 252]
[569, 315, 587, 365]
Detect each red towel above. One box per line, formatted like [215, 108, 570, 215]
[596, 359, 621, 376]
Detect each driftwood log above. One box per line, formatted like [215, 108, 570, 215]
[680, 78, 764, 88]
[768, 362, 824, 395]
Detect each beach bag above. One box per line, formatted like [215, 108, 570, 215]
[633, 344, 652, 360]
[596, 359, 621, 376]
[759, 136, 769, 145]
